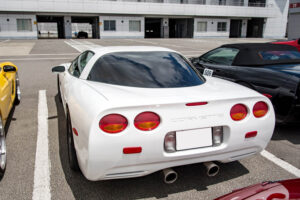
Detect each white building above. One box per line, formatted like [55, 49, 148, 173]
[0, 0, 289, 39]
[288, 0, 300, 39]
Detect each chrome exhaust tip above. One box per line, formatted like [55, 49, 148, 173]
[162, 168, 178, 184]
[203, 162, 220, 177]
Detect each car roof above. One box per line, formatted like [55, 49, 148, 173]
[219, 43, 300, 66]
[90, 46, 178, 55]
[221, 43, 297, 51]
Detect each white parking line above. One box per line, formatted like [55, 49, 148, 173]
[65, 39, 103, 52]
[32, 90, 51, 200]
[261, 150, 300, 177]
[64, 40, 82, 53]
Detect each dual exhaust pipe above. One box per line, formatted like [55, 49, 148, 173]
[162, 161, 220, 184]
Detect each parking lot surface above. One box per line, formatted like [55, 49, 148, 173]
[0, 38, 299, 200]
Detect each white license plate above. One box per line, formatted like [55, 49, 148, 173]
[176, 128, 213, 150]
[203, 68, 213, 77]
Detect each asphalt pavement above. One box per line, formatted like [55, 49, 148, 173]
[0, 38, 298, 200]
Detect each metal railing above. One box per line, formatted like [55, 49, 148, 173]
[248, 2, 266, 7]
[103, 0, 266, 7]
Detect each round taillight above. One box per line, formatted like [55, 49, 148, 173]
[230, 104, 248, 121]
[253, 101, 268, 118]
[99, 114, 128, 134]
[134, 112, 160, 131]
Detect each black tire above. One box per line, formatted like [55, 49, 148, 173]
[66, 111, 80, 171]
[57, 75, 62, 103]
[0, 117, 7, 178]
[14, 73, 21, 105]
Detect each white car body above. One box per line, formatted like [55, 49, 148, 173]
[57, 46, 275, 181]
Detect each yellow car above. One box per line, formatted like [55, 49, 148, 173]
[0, 62, 21, 177]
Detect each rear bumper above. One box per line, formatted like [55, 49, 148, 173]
[80, 122, 274, 181]
[101, 146, 261, 180]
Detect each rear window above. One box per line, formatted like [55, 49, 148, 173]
[258, 51, 300, 61]
[88, 51, 205, 88]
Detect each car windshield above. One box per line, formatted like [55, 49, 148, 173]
[258, 50, 300, 61]
[200, 47, 239, 65]
[88, 51, 205, 88]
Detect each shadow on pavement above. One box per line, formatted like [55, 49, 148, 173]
[272, 124, 300, 145]
[55, 95, 249, 199]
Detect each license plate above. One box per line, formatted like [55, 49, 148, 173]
[176, 128, 212, 151]
[203, 68, 213, 77]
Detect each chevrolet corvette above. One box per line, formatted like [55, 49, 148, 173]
[52, 46, 275, 182]
[215, 178, 300, 200]
[190, 43, 300, 123]
[0, 62, 21, 178]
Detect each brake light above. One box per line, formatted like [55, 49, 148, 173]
[230, 104, 248, 121]
[99, 114, 128, 134]
[134, 112, 160, 131]
[123, 147, 142, 154]
[262, 93, 272, 99]
[186, 102, 208, 106]
[253, 101, 268, 118]
[245, 131, 257, 138]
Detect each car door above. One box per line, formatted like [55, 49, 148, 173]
[61, 51, 95, 104]
[193, 47, 239, 81]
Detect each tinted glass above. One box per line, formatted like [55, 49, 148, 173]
[68, 56, 80, 77]
[258, 51, 300, 61]
[200, 47, 239, 65]
[79, 51, 94, 72]
[88, 51, 205, 88]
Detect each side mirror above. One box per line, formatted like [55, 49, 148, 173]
[3, 65, 16, 72]
[191, 57, 200, 65]
[298, 38, 300, 45]
[52, 66, 65, 73]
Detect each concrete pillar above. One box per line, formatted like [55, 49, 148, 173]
[64, 16, 72, 39]
[244, 0, 249, 6]
[162, 18, 169, 38]
[241, 19, 248, 37]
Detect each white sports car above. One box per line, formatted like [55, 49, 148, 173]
[52, 46, 275, 183]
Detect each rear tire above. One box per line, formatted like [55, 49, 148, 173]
[14, 73, 21, 105]
[66, 111, 79, 171]
[0, 117, 7, 178]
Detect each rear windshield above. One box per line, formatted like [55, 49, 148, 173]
[258, 51, 300, 61]
[87, 51, 205, 88]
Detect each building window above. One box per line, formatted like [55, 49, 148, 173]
[197, 22, 207, 32]
[17, 19, 32, 31]
[217, 22, 227, 32]
[129, 20, 141, 32]
[219, 0, 226, 5]
[104, 20, 116, 31]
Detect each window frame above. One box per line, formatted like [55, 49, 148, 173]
[68, 50, 95, 78]
[217, 22, 227, 32]
[197, 21, 208, 32]
[17, 19, 33, 32]
[129, 20, 141, 32]
[103, 20, 116, 31]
